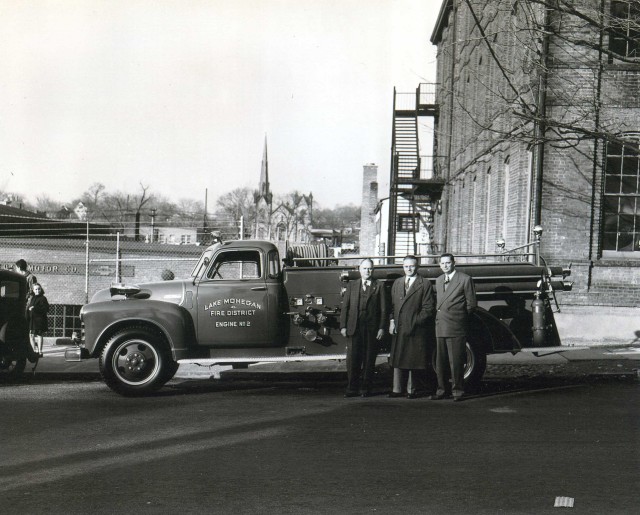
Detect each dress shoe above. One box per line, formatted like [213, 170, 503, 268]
[429, 394, 446, 400]
[387, 392, 404, 398]
[344, 392, 359, 398]
[453, 395, 464, 402]
[406, 393, 420, 399]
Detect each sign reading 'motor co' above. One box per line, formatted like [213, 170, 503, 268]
[2, 263, 134, 277]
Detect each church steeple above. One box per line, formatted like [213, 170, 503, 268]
[256, 135, 272, 204]
[253, 135, 273, 239]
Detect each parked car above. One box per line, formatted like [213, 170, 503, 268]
[0, 270, 39, 380]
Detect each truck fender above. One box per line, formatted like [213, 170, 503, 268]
[84, 300, 196, 360]
[470, 307, 523, 353]
[0, 320, 35, 361]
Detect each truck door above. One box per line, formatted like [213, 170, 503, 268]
[196, 248, 275, 347]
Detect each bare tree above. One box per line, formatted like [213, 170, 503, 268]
[99, 183, 153, 239]
[214, 187, 256, 239]
[33, 194, 60, 215]
[172, 198, 205, 224]
[439, 0, 640, 159]
[431, 0, 640, 249]
[313, 204, 361, 231]
[78, 182, 106, 216]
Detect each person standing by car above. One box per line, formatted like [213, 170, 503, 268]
[431, 253, 477, 402]
[388, 255, 435, 398]
[14, 259, 37, 301]
[27, 283, 49, 357]
[340, 259, 387, 397]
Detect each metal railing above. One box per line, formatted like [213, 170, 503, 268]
[394, 83, 438, 112]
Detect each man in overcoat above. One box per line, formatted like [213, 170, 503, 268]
[431, 252, 477, 402]
[340, 259, 387, 397]
[388, 255, 435, 398]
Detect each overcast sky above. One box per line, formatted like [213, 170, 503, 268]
[1, 0, 438, 210]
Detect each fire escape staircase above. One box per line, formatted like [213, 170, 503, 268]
[387, 83, 444, 261]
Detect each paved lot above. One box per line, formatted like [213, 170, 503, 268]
[1, 360, 638, 514]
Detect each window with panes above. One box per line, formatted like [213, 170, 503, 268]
[609, 1, 640, 60]
[603, 136, 640, 252]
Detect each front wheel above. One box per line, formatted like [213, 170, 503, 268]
[99, 326, 177, 396]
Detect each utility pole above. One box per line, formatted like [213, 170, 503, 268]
[85, 216, 90, 304]
[150, 208, 157, 243]
[203, 188, 209, 243]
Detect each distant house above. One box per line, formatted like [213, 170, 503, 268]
[74, 202, 88, 220]
[56, 206, 72, 219]
[145, 224, 199, 245]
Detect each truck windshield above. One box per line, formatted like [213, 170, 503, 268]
[207, 250, 262, 280]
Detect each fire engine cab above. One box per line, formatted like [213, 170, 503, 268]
[64, 240, 571, 396]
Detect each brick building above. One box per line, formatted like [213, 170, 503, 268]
[430, 0, 640, 342]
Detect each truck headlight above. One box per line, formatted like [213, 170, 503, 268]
[300, 328, 318, 342]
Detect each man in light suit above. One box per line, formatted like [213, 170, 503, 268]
[431, 253, 477, 402]
[340, 259, 387, 397]
[388, 255, 435, 399]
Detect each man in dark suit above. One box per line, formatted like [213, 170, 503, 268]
[340, 258, 387, 397]
[431, 253, 477, 402]
[388, 255, 435, 399]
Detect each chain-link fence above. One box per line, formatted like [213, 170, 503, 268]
[0, 211, 244, 337]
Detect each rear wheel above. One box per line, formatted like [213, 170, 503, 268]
[0, 356, 27, 382]
[463, 341, 487, 392]
[429, 340, 487, 393]
[99, 326, 177, 396]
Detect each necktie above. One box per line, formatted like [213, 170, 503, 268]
[363, 280, 369, 291]
[444, 275, 450, 290]
[405, 277, 410, 293]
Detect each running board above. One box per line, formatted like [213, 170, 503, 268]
[178, 352, 392, 366]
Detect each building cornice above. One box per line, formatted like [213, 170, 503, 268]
[431, 0, 453, 45]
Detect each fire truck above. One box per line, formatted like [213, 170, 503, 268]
[63, 239, 572, 396]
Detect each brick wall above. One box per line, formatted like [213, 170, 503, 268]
[432, 0, 640, 307]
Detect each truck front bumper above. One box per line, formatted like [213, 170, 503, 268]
[63, 345, 91, 361]
[56, 334, 91, 362]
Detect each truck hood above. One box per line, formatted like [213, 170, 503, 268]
[90, 280, 189, 305]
